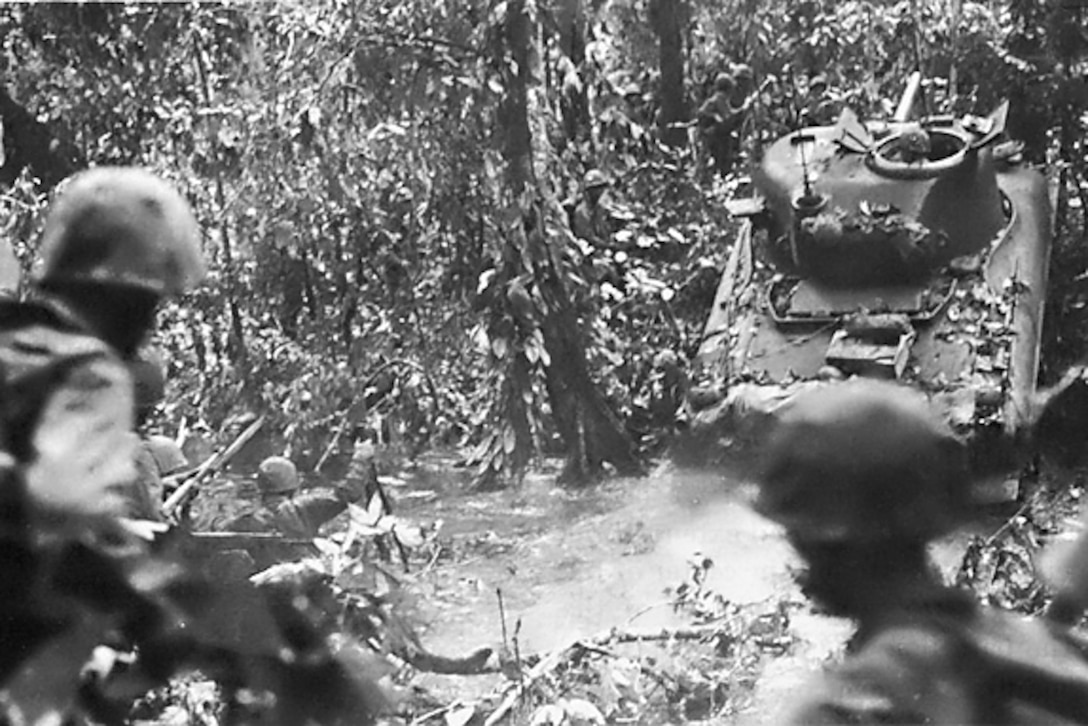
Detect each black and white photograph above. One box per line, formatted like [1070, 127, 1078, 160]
[2, 0, 1088, 723]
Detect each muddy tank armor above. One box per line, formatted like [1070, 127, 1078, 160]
[682, 86, 1052, 497]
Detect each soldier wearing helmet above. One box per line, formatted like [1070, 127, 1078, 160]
[801, 72, 838, 126]
[571, 169, 615, 249]
[33, 167, 204, 358]
[0, 167, 204, 518]
[125, 434, 189, 522]
[227, 455, 363, 545]
[757, 380, 1088, 724]
[697, 69, 745, 175]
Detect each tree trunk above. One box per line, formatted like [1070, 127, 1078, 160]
[555, 0, 590, 142]
[648, 0, 688, 147]
[483, 0, 643, 487]
[541, 305, 642, 484]
[555, 0, 585, 65]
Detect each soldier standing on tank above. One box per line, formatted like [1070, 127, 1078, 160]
[754, 379, 1088, 724]
[0, 167, 204, 518]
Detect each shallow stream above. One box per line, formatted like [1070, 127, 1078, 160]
[392, 458, 861, 723]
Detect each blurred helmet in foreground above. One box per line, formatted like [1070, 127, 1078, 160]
[754, 379, 969, 543]
[36, 167, 205, 296]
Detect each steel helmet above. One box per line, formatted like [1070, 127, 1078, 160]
[36, 167, 205, 296]
[257, 456, 299, 495]
[714, 73, 734, 92]
[754, 379, 969, 543]
[584, 169, 610, 190]
[731, 63, 754, 82]
[145, 434, 189, 476]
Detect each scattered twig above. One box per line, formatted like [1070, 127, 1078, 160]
[483, 642, 572, 726]
[622, 599, 674, 627]
[604, 626, 723, 644]
[497, 588, 509, 651]
[481, 624, 726, 724]
[410, 703, 457, 725]
[513, 618, 523, 686]
[419, 545, 444, 575]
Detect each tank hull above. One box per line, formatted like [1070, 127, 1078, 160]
[681, 112, 1052, 494]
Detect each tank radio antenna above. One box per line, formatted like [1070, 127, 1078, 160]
[799, 135, 814, 199]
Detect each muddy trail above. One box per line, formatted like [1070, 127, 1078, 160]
[380, 457, 1001, 723]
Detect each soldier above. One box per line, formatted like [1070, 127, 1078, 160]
[118, 347, 186, 521]
[230, 456, 360, 540]
[729, 63, 755, 110]
[570, 169, 614, 248]
[126, 434, 188, 522]
[0, 166, 203, 518]
[800, 73, 838, 126]
[697, 73, 740, 175]
[755, 379, 1088, 724]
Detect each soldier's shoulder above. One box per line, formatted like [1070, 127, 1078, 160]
[0, 318, 123, 401]
[0, 300, 114, 366]
[787, 623, 972, 725]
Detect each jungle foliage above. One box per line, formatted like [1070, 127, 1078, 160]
[3, 0, 1087, 482]
[2, 0, 1088, 722]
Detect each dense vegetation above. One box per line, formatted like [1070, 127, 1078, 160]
[3, 0, 1088, 722]
[3, 0, 1086, 480]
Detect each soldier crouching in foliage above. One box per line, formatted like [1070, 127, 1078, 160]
[204, 455, 366, 577]
[231, 455, 362, 539]
[755, 380, 1088, 725]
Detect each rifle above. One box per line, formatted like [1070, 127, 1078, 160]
[162, 414, 267, 520]
[183, 531, 312, 548]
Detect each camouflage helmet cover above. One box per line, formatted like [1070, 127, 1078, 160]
[36, 167, 205, 296]
[145, 434, 189, 476]
[257, 456, 299, 495]
[755, 379, 969, 543]
[583, 169, 610, 190]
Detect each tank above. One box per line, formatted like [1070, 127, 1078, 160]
[680, 85, 1053, 499]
